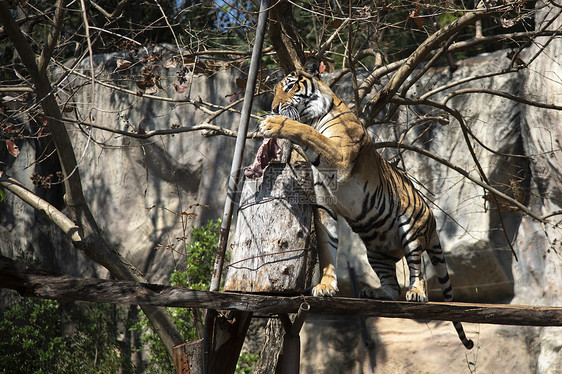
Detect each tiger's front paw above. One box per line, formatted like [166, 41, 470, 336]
[312, 265, 339, 297]
[312, 283, 337, 297]
[259, 115, 285, 138]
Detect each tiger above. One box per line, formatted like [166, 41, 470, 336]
[259, 69, 474, 349]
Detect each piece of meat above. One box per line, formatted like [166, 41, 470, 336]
[244, 137, 282, 178]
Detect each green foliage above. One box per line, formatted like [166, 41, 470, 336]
[236, 352, 259, 373]
[134, 218, 257, 373]
[134, 219, 226, 373]
[183, 218, 222, 288]
[0, 220, 255, 373]
[0, 296, 130, 374]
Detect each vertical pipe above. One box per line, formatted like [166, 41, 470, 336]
[209, 0, 270, 293]
[204, 1, 270, 372]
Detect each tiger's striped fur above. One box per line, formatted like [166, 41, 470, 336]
[260, 70, 473, 349]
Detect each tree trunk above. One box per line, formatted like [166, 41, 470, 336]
[224, 161, 316, 294]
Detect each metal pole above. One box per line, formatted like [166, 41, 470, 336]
[209, 0, 270, 293]
[204, 1, 270, 372]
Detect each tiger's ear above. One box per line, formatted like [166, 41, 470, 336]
[304, 57, 321, 77]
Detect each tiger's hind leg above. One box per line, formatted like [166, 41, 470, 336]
[427, 236, 453, 301]
[311, 208, 339, 297]
[361, 251, 401, 300]
[397, 217, 429, 302]
[428, 234, 475, 349]
[404, 240, 428, 303]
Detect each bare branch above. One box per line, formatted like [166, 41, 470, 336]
[318, 18, 350, 58]
[79, 0, 96, 103]
[37, 0, 66, 75]
[375, 141, 544, 223]
[419, 69, 521, 100]
[269, 0, 306, 73]
[0, 173, 82, 242]
[443, 87, 562, 111]
[110, 0, 134, 19]
[366, 8, 491, 123]
[0, 85, 34, 93]
[57, 116, 263, 140]
[0, 1, 183, 357]
[356, 29, 560, 110]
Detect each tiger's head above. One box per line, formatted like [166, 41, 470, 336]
[271, 71, 333, 124]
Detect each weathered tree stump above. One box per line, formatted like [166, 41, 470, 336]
[224, 160, 316, 294]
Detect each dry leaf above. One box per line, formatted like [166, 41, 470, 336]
[144, 86, 158, 95]
[173, 82, 189, 93]
[6, 140, 19, 157]
[228, 91, 242, 102]
[163, 58, 178, 69]
[329, 19, 343, 29]
[235, 77, 247, 89]
[408, 5, 425, 27]
[500, 18, 516, 28]
[115, 59, 132, 70]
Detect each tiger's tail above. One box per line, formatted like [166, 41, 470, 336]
[453, 321, 474, 349]
[429, 237, 474, 349]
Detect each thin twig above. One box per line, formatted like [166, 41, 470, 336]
[79, 0, 96, 104]
[375, 141, 544, 223]
[53, 116, 263, 139]
[443, 87, 562, 111]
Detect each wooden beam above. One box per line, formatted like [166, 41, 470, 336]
[1, 255, 561, 327]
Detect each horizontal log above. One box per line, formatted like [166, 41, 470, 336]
[1, 255, 561, 327]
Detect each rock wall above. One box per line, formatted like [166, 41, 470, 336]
[1, 4, 561, 373]
[1, 53, 266, 283]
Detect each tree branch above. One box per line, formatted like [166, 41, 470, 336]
[0, 173, 82, 242]
[366, 8, 491, 123]
[374, 140, 544, 223]
[268, 0, 306, 73]
[442, 87, 562, 111]
[0, 1, 183, 358]
[37, 0, 66, 76]
[57, 116, 263, 140]
[355, 28, 559, 113]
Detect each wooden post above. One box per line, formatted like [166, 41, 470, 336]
[219, 150, 316, 373]
[224, 161, 316, 294]
[206, 311, 253, 374]
[279, 302, 310, 374]
[203, 1, 270, 372]
[253, 318, 284, 374]
[173, 339, 203, 374]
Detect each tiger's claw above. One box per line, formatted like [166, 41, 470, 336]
[312, 283, 337, 297]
